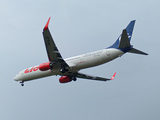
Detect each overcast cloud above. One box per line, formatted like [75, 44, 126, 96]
[0, 0, 160, 120]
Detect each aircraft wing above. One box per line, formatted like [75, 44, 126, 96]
[42, 17, 69, 67]
[75, 72, 116, 81]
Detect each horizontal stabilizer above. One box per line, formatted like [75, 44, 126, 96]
[119, 29, 131, 49]
[128, 48, 148, 55]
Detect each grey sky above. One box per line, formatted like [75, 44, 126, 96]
[0, 0, 160, 120]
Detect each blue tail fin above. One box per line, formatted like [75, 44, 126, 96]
[108, 20, 148, 55]
[125, 20, 135, 42]
[109, 20, 135, 49]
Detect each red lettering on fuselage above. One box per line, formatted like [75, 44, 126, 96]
[24, 68, 30, 73]
[24, 66, 39, 74]
[30, 67, 34, 72]
[33, 66, 39, 71]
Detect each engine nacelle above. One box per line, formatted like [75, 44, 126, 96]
[59, 76, 72, 83]
[39, 62, 51, 71]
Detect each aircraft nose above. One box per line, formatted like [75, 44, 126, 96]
[14, 74, 21, 81]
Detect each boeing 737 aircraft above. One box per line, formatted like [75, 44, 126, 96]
[14, 18, 148, 86]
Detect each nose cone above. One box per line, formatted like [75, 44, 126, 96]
[14, 74, 21, 81]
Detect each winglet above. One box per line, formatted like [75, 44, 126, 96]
[111, 72, 116, 80]
[44, 17, 51, 31]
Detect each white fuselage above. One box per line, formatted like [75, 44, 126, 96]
[65, 48, 123, 70]
[14, 48, 124, 82]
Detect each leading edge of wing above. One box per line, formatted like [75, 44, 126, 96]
[76, 72, 116, 81]
[42, 17, 69, 67]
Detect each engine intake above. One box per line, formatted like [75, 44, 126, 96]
[39, 62, 51, 71]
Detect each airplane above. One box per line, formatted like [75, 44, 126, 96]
[14, 18, 148, 86]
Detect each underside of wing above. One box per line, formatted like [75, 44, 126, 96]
[42, 18, 69, 68]
[72, 72, 116, 81]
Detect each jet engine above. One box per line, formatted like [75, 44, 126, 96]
[39, 62, 51, 71]
[59, 76, 72, 83]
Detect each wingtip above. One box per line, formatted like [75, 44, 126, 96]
[111, 72, 116, 80]
[43, 17, 51, 31]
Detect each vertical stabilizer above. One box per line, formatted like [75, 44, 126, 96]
[125, 20, 135, 42]
[109, 20, 135, 48]
[108, 20, 148, 55]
